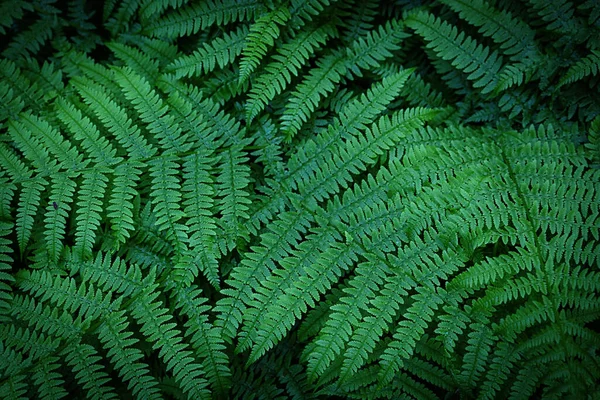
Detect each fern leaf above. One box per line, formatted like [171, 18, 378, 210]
[97, 310, 163, 400]
[245, 23, 335, 123]
[104, 0, 139, 35]
[55, 98, 121, 167]
[44, 173, 77, 262]
[144, 0, 265, 38]
[17, 112, 85, 172]
[0, 82, 24, 123]
[2, 16, 58, 61]
[0, 221, 14, 317]
[9, 294, 86, 340]
[239, 6, 291, 83]
[0, 59, 45, 114]
[0, 0, 33, 35]
[130, 281, 211, 399]
[406, 11, 503, 94]
[249, 68, 414, 231]
[440, 0, 537, 59]
[107, 42, 160, 81]
[306, 262, 386, 381]
[182, 151, 219, 288]
[74, 169, 108, 259]
[526, 0, 584, 38]
[113, 66, 191, 154]
[0, 341, 29, 399]
[458, 323, 495, 390]
[218, 210, 312, 342]
[62, 343, 118, 400]
[298, 106, 438, 206]
[215, 141, 252, 252]
[6, 116, 58, 176]
[147, 155, 188, 246]
[171, 284, 232, 395]
[281, 20, 408, 139]
[31, 354, 67, 400]
[16, 177, 46, 254]
[478, 342, 520, 399]
[139, 0, 191, 20]
[340, 272, 413, 383]
[72, 76, 156, 160]
[167, 25, 249, 78]
[558, 50, 600, 88]
[247, 240, 360, 365]
[107, 161, 142, 246]
[378, 287, 444, 385]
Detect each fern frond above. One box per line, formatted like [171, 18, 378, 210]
[0, 0, 33, 36]
[0, 82, 24, 123]
[107, 42, 160, 81]
[406, 11, 503, 94]
[458, 323, 496, 390]
[6, 115, 61, 175]
[245, 23, 335, 123]
[96, 309, 163, 400]
[17, 112, 85, 172]
[280, 20, 408, 140]
[55, 98, 121, 167]
[62, 343, 118, 400]
[239, 5, 291, 83]
[306, 261, 386, 381]
[72, 76, 156, 160]
[526, 0, 585, 39]
[0, 59, 45, 114]
[44, 173, 77, 262]
[378, 287, 444, 385]
[171, 284, 232, 395]
[215, 141, 252, 252]
[16, 177, 46, 255]
[74, 169, 108, 259]
[147, 155, 188, 246]
[139, 0, 190, 20]
[182, 151, 219, 288]
[250, 68, 414, 231]
[0, 136, 42, 253]
[104, 0, 139, 35]
[107, 161, 142, 246]
[0, 340, 30, 399]
[9, 294, 86, 340]
[218, 210, 312, 343]
[579, 0, 600, 24]
[339, 271, 413, 383]
[167, 25, 249, 79]
[113, 66, 191, 154]
[130, 280, 211, 399]
[478, 342, 520, 400]
[0, 221, 14, 317]
[440, 0, 537, 59]
[558, 50, 600, 88]
[144, 0, 266, 38]
[2, 15, 59, 61]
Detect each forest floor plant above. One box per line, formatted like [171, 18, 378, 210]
[0, 0, 599, 399]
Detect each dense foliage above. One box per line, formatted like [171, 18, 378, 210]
[1, 0, 599, 399]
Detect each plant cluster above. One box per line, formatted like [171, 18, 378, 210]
[0, 0, 599, 399]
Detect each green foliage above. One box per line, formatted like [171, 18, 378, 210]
[0, 0, 599, 399]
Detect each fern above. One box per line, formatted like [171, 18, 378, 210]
[239, 5, 291, 83]
[1, 0, 599, 399]
[167, 25, 249, 79]
[558, 50, 600, 88]
[406, 11, 503, 94]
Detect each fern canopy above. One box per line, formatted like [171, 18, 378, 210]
[0, 0, 599, 399]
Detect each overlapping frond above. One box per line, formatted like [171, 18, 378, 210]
[1, 0, 599, 399]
